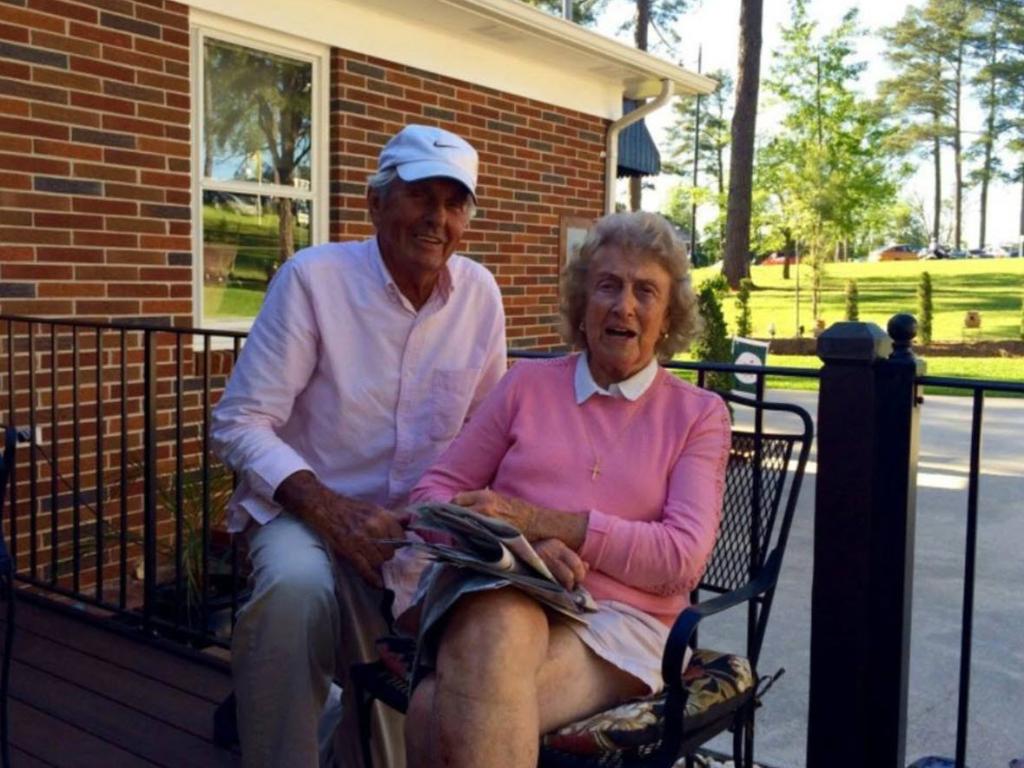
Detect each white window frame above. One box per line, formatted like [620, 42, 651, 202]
[190, 11, 329, 330]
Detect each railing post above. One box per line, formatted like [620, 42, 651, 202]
[143, 330, 158, 631]
[807, 314, 924, 768]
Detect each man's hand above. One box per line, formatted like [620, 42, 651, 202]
[275, 471, 407, 588]
[534, 538, 588, 590]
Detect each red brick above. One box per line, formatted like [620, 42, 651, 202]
[0, 242, 33, 258]
[37, 246, 104, 263]
[77, 300, 141, 315]
[38, 281, 107, 298]
[69, 91, 135, 116]
[101, 44, 163, 73]
[136, 103, 187, 124]
[72, 161, 136, 182]
[138, 266, 188, 281]
[0, 299, 72, 315]
[104, 182, 162, 202]
[138, 234, 188, 250]
[0, 154, 72, 177]
[108, 282, 167, 297]
[0, 95, 29, 117]
[134, 37, 187, 63]
[161, 27, 188, 48]
[35, 212, 104, 229]
[69, 20, 131, 50]
[32, 66, 102, 93]
[34, 138, 104, 161]
[101, 114, 165, 137]
[73, 230, 138, 247]
[1, 263, 73, 280]
[136, 68, 187, 93]
[138, 169, 188, 189]
[106, 249, 166, 265]
[0, 189, 70, 211]
[0, 5, 66, 34]
[136, 135, 188, 157]
[0, 209, 31, 225]
[0, 226, 71, 244]
[70, 55, 135, 84]
[165, 91, 187, 110]
[0, 60, 31, 81]
[71, 196, 136, 215]
[30, 102, 102, 128]
[141, 299, 189, 314]
[0, 22, 31, 44]
[74, 265, 138, 281]
[0, 114, 68, 140]
[103, 147, 164, 169]
[105, 216, 165, 233]
[28, 0, 99, 23]
[0, 135, 32, 153]
[30, 28, 101, 57]
[0, 172, 32, 190]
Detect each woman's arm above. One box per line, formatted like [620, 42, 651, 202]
[578, 395, 732, 596]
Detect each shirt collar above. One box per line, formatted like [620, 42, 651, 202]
[371, 236, 455, 308]
[574, 352, 659, 405]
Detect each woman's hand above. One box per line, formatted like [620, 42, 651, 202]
[452, 489, 539, 537]
[534, 538, 588, 590]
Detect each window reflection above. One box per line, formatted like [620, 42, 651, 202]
[202, 38, 312, 186]
[202, 191, 312, 321]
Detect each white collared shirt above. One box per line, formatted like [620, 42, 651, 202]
[574, 352, 659, 404]
[211, 237, 507, 531]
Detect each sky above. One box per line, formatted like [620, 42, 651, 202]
[599, 0, 1022, 248]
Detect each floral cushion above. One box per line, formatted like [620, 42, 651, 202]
[370, 639, 753, 759]
[540, 649, 754, 758]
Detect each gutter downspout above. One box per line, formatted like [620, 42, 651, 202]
[604, 78, 673, 214]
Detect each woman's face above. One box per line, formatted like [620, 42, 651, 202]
[583, 246, 672, 388]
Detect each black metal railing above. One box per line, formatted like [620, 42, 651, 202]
[0, 314, 818, 653]
[913, 372, 1024, 768]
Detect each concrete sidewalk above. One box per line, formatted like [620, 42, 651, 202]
[701, 390, 1024, 768]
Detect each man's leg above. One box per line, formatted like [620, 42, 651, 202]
[233, 515, 340, 768]
[333, 558, 407, 768]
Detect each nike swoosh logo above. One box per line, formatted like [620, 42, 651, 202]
[433, 140, 461, 148]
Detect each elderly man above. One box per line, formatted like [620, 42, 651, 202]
[212, 125, 507, 768]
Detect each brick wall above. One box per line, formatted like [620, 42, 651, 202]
[0, 0, 192, 324]
[330, 49, 608, 350]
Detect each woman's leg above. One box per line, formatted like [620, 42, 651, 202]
[405, 590, 648, 767]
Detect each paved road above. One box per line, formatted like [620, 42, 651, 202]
[700, 390, 1024, 768]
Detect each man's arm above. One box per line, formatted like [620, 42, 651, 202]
[274, 470, 406, 588]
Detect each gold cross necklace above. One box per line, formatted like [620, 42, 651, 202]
[578, 397, 646, 481]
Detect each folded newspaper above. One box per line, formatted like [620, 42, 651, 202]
[402, 501, 598, 622]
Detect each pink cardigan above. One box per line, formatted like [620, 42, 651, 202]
[411, 355, 732, 626]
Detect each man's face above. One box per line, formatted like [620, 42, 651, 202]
[369, 177, 473, 282]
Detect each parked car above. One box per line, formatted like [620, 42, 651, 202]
[867, 244, 919, 262]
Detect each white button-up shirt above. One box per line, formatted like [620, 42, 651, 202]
[211, 237, 507, 531]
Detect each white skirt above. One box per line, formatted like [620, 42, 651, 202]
[382, 544, 681, 694]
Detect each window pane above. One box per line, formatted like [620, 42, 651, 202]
[202, 38, 312, 188]
[202, 191, 312, 322]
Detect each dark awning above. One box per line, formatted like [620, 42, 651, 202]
[617, 98, 661, 178]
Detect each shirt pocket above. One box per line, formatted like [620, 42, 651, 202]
[429, 368, 479, 442]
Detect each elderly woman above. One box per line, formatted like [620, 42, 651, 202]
[392, 211, 732, 767]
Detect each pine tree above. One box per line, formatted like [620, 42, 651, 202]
[918, 271, 934, 345]
[845, 279, 859, 321]
[692, 279, 732, 392]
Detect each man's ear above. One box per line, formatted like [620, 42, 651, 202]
[367, 187, 382, 228]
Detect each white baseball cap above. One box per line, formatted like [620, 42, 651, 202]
[377, 125, 478, 199]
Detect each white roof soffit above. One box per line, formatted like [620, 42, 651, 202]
[185, 0, 718, 118]
[430, 0, 719, 100]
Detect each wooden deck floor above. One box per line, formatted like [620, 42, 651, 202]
[5, 595, 240, 767]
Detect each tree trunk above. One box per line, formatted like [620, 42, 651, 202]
[953, 41, 963, 251]
[723, 0, 763, 289]
[979, 50, 996, 249]
[932, 131, 941, 245]
[629, 176, 642, 211]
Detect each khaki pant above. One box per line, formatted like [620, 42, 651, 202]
[232, 514, 405, 768]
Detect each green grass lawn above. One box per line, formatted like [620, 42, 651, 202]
[694, 259, 1024, 342]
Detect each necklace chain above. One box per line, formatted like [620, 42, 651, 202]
[578, 398, 646, 481]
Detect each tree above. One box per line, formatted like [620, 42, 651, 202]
[520, 0, 607, 25]
[664, 69, 733, 257]
[880, 0, 980, 250]
[757, 2, 905, 273]
[722, 0, 764, 289]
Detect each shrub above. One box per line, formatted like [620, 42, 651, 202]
[735, 278, 753, 337]
[845, 279, 859, 321]
[918, 272, 933, 345]
[692, 278, 732, 392]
